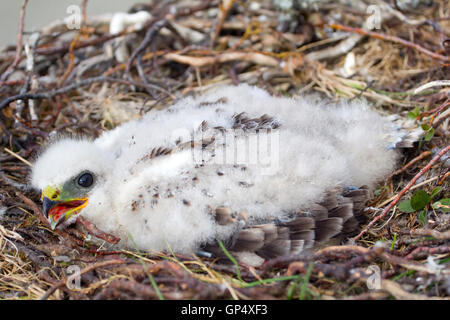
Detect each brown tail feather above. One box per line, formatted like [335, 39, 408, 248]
[202, 186, 371, 260]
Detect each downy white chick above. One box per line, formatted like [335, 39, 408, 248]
[30, 84, 421, 260]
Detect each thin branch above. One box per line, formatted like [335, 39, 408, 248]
[0, 76, 172, 110]
[389, 151, 432, 178]
[353, 145, 450, 241]
[0, 0, 29, 81]
[405, 245, 450, 260]
[210, 0, 235, 47]
[16, 191, 48, 226]
[164, 51, 281, 68]
[410, 228, 450, 240]
[329, 23, 450, 62]
[39, 258, 126, 300]
[77, 217, 121, 244]
[125, 18, 169, 81]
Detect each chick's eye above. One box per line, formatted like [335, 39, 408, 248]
[77, 173, 93, 188]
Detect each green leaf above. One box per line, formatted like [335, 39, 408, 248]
[421, 123, 430, 131]
[244, 275, 299, 288]
[439, 257, 450, 264]
[392, 270, 416, 281]
[218, 240, 243, 282]
[407, 106, 421, 120]
[299, 262, 314, 300]
[432, 198, 450, 213]
[430, 187, 442, 199]
[410, 190, 431, 211]
[424, 128, 434, 141]
[391, 233, 397, 250]
[417, 210, 428, 226]
[398, 199, 415, 213]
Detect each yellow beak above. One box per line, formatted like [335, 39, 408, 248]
[42, 186, 88, 229]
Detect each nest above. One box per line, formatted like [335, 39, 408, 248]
[0, 0, 449, 300]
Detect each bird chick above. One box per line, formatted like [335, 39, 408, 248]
[30, 84, 419, 260]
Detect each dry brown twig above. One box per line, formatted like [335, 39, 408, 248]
[164, 51, 281, 68]
[353, 145, 450, 241]
[0, 0, 29, 81]
[39, 258, 126, 300]
[389, 151, 432, 178]
[210, 0, 235, 47]
[329, 23, 450, 62]
[77, 216, 121, 244]
[405, 245, 450, 260]
[378, 279, 447, 300]
[410, 228, 450, 240]
[0, 76, 173, 110]
[0, 0, 449, 300]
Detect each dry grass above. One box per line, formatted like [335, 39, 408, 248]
[0, 0, 449, 300]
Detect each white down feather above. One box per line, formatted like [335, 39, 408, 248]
[31, 84, 402, 253]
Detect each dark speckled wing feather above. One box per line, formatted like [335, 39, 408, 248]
[202, 186, 371, 259]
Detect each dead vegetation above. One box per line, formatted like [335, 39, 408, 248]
[0, 0, 449, 300]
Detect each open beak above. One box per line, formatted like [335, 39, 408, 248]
[42, 187, 88, 230]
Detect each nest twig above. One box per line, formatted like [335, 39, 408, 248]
[0, 0, 448, 300]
